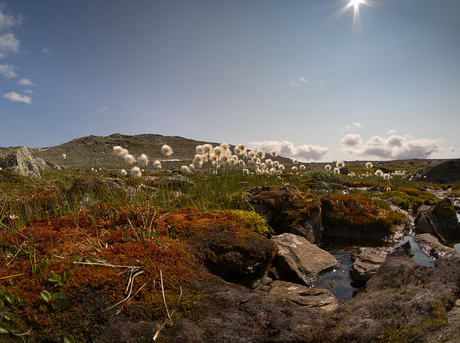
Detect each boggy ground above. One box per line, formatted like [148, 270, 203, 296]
[1, 158, 460, 342]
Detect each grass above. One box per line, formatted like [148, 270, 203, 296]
[0, 148, 451, 341]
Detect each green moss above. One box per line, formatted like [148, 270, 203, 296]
[437, 202, 457, 219]
[227, 210, 274, 237]
[381, 187, 438, 213]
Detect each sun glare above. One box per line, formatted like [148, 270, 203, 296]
[350, 0, 364, 8]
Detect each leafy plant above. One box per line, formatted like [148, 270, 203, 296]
[40, 290, 70, 310]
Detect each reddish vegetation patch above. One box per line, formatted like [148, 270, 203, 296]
[0, 206, 274, 339]
[320, 194, 405, 235]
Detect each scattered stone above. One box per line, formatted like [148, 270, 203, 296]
[350, 247, 394, 283]
[414, 233, 459, 259]
[271, 233, 339, 286]
[414, 197, 460, 242]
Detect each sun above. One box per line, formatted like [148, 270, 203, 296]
[350, 0, 364, 8]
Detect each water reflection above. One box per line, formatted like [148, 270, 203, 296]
[316, 234, 435, 302]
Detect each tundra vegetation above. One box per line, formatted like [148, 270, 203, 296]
[0, 143, 453, 342]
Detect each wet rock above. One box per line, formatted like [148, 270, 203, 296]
[415, 197, 460, 242]
[0, 146, 41, 178]
[252, 278, 339, 313]
[248, 186, 324, 244]
[68, 178, 121, 195]
[413, 159, 460, 183]
[414, 233, 459, 259]
[350, 247, 394, 283]
[271, 233, 339, 286]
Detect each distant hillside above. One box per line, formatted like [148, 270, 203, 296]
[0, 133, 449, 171]
[0, 133, 294, 170]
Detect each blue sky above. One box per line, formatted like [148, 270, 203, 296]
[1, 0, 459, 162]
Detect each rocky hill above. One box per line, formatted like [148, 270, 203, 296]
[0, 133, 449, 171]
[0, 133, 294, 171]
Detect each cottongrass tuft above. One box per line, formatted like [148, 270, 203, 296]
[196, 145, 204, 154]
[213, 146, 224, 157]
[203, 144, 213, 154]
[333, 167, 340, 174]
[124, 154, 135, 164]
[234, 147, 242, 155]
[220, 142, 229, 150]
[366, 162, 373, 169]
[324, 164, 331, 171]
[256, 150, 265, 159]
[386, 187, 392, 192]
[180, 165, 192, 174]
[336, 161, 345, 168]
[120, 169, 127, 176]
[270, 150, 277, 157]
[153, 160, 162, 169]
[375, 170, 384, 177]
[248, 151, 256, 159]
[130, 167, 142, 179]
[161, 145, 173, 156]
[120, 148, 129, 157]
[293, 159, 298, 164]
[113, 146, 123, 156]
[62, 154, 66, 159]
[238, 143, 246, 151]
[137, 154, 149, 166]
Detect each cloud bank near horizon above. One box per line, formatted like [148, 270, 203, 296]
[340, 134, 442, 159]
[248, 140, 330, 161]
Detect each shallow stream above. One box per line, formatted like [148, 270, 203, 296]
[315, 234, 453, 303]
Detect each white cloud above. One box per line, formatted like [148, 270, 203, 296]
[0, 32, 20, 58]
[3, 91, 32, 104]
[0, 6, 24, 31]
[97, 106, 109, 112]
[447, 147, 456, 155]
[289, 77, 308, 89]
[23, 89, 33, 94]
[387, 129, 397, 135]
[17, 78, 37, 86]
[340, 133, 362, 147]
[42, 48, 52, 55]
[248, 140, 330, 161]
[0, 6, 22, 59]
[340, 134, 441, 159]
[0, 63, 17, 78]
[340, 125, 351, 131]
[353, 122, 362, 128]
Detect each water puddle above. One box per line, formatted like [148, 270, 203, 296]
[315, 234, 435, 302]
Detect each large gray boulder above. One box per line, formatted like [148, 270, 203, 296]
[414, 233, 459, 259]
[0, 146, 41, 178]
[271, 233, 339, 286]
[414, 197, 460, 242]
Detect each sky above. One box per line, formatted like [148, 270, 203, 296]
[1, 0, 459, 162]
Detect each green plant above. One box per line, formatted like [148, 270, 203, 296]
[228, 210, 274, 237]
[302, 169, 342, 183]
[40, 290, 70, 310]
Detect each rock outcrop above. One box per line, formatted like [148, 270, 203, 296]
[326, 242, 460, 342]
[271, 233, 339, 286]
[414, 233, 459, 259]
[413, 159, 460, 183]
[415, 197, 460, 242]
[0, 146, 42, 178]
[248, 186, 324, 244]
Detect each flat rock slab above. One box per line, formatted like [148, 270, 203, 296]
[267, 280, 339, 313]
[414, 233, 459, 259]
[351, 247, 394, 283]
[271, 233, 339, 286]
